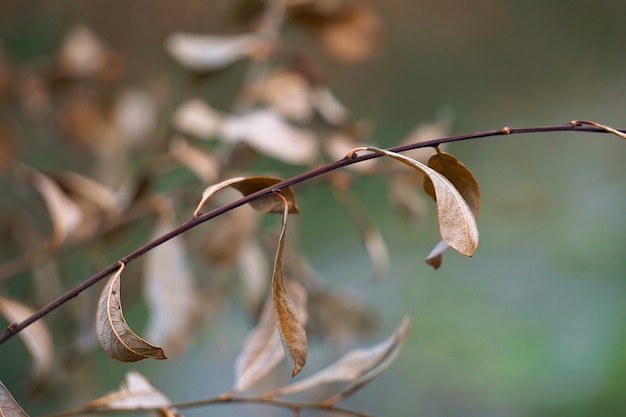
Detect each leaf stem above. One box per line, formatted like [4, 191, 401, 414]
[0, 122, 622, 345]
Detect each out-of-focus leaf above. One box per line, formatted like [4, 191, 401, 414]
[29, 168, 83, 246]
[96, 266, 167, 362]
[165, 32, 260, 71]
[272, 196, 307, 377]
[0, 297, 53, 381]
[112, 88, 157, 146]
[144, 204, 199, 355]
[324, 133, 377, 173]
[221, 109, 318, 165]
[237, 238, 271, 318]
[56, 171, 121, 217]
[233, 281, 307, 392]
[423, 151, 480, 268]
[318, 5, 382, 63]
[354, 147, 478, 256]
[85, 370, 181, 416]
[333, 188, 388, 276]
[194, 176, 298, 217]
[172, 99, 225, 139]
[260, 69, 313, 122]
[311, 87, 348, 126]
[169, 136, 220, 184]
[0, 381, 29, 417]
[389, 172, 429, 226]
[58, 25, 105, 77]
[399, 116, 451, 163]
[270, 316, 409, 399]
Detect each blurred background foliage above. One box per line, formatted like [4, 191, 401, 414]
[0, 0, 625, 416]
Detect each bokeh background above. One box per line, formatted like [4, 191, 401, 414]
[1, 1, 625, 416]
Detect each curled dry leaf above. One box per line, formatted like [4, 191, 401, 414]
[85, 370, 181, 416]
[422, 151, 480, 269]
[272, 196, 308, 377]
[169, 136, 220, 184]
[165, 32, 260, 71]
[0, 381, 29, 417]
[0, 297, 53, 382]
[29, 168, 83, 246]
[172, 99, 225, 139]
[96, 265, 167, 362]
[269, 316, 410, 399]
[144, 206, 199, 355]
[194, 176, 299, 217]
[233, 281, 307, 393]
[354, 147, 478, 257]
[221, 109, 318, 165]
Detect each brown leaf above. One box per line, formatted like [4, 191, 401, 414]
[56, 171, 122, 217]
[170, 136, 220, 184]
[29, 168, 83, 246]
[86, 370, 181, 416]
[354, 147, 478, 256]
[0, 297, 53, 382]
[165, 32, 260, 71]
[272, 196, 307, 377]
[221, 109, 318, 165]
[260, 69, 313, 122]
[423, 151, 480, 268]
[0, 381, 29, 417]
[144, 205, 199, 355]
[58, 25, 105, 77]
[96, 265, 167, 362]
[233, 281, 307, 392]
[269, 316, 409, 399]
[172, 99, 225, 139]
[194, 176, 299, 217]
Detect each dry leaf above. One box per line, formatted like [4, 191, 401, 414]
[233, 281, 307, 392]
[96, 266, 167, 362]
[169, 136, 220, 184]
[355, 147, 478, 256]
[56, 171, 121, 217]
[165, 32, 260, 71]
[324, 133, 377, 173]
[144, 206, 198, 355]
[272, 196, 307, 377]
[423, 152, 480, 268]
[0, 381, 29, 417]
[58, 25, 105, 77]
[270, 316, 409, 398]
[194, 176, 299, 217]
[221, 109, 318, 165]
[260, 68, 313, 122]
[86, 370, 181, 416]
[0, 297, 53, 381]
[112, 88, 157, 146]
[29, 168, 83, 246]
[319, 5, 382, 63]
[311, 87, 348, 126]
[172, 99, 225, 139]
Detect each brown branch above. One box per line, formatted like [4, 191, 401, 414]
[40, 394, 378, 417]
[0, 121, 622, 345]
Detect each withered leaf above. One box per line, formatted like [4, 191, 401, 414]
[165, 32, 260, 71]
[170, 136, 220, 184]
[0, 296, 53, 381]
[221, 109, 318, 165]
[144, 207, 198, 355]
[57, 170, 121, 217]
[194, 176, 299, 217]
[85, 370, 181, 416]
[29, 167, 83, 246]
[96, 266, 167, 362]
[233, 281, 307, 392]
[0, 381, 29, 417]
[260, 68, 313, 122]
[172, 99, 225, 139]
[357, 147, 478, 257]
[270, 316, 409, 399]
[59, 25, 105, 77]
[272, 196, 307, 377]
[423, 151, 480, 268]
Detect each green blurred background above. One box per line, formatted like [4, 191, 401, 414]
[1, 1, 625, 416]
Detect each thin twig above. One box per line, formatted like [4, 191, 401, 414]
[40, 394, 378, 417]
[0, 122, 622, 345]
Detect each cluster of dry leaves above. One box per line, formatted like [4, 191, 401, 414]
[0, 1, 482, 415]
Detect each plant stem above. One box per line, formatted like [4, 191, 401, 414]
[0, 121, 621, 345]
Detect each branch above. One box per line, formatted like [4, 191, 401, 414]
[0, 121, 622, 345]
[41, 395, 377, 417]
